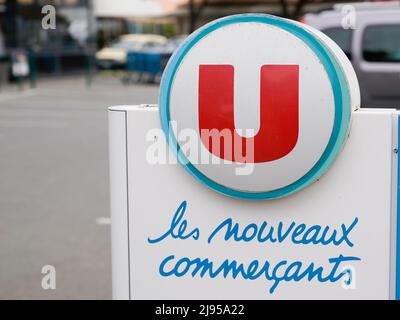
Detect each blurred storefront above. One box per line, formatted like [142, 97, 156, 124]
[94, 0, 369, 42]
[0, 0, 373, 77]
[94, 0, 182, 47]
[169, 0, 368, 33]
[0, 0, 95, 76]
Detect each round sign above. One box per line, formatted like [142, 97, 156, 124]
[159, 14, 358, 200]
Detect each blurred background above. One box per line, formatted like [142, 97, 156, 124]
[0, 0, 398, 299]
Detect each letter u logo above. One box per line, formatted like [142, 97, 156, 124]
[199, 65, 299, 163]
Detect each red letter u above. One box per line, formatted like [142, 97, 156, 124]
[198, 64, 299, 163]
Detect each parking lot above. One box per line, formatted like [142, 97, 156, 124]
[0, 76, 158, 299]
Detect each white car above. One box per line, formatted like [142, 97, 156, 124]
[302, 2, 400, 108]
[95, 34, 167, 69]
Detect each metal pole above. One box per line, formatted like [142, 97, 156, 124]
[85, 0, 96, 87]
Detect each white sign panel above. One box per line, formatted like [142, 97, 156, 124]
[109, 106, 399, 300]
[108, 14, 400, 300]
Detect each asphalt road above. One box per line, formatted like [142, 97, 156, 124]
[0, 76, 159, 299]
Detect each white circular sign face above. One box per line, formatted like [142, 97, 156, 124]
[159, 14, 358, 200]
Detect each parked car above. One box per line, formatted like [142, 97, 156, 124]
[95, 34, 167, 70]
[303, 2, 400, 108]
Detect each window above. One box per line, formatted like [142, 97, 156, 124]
[362, 25, 400, 63]
[321, 27, 353, 60]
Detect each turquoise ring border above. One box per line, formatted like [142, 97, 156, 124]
[159, 13, 352, 200]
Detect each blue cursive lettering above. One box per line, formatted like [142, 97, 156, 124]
[148, 201, 200, 243]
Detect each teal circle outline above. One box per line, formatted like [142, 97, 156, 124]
[159, 14, 351, 200]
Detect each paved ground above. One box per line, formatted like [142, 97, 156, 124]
[0, 76, 159, 299]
